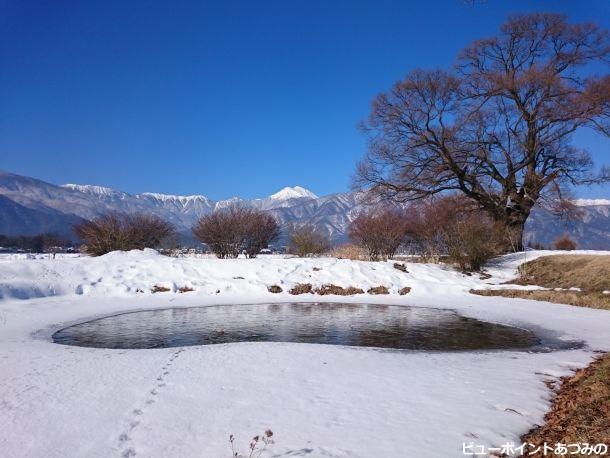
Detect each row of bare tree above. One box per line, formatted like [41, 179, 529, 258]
[74, 208, 314, 258]
[74, 198, 574, 270]
[346, 196, 502, 270]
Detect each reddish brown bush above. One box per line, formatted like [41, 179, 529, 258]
[404, 195, 504, 271]
[348, 208, 408, 261]
[288, 225, 331, 257]
[553, 234, 577, 251]
[192, 207, 279, 258]
[74, 212, 176, 256]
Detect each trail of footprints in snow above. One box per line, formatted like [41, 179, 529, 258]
[118, 348, 185, 458]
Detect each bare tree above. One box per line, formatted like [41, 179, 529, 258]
[192, 208, 246, 258]
[192, 207, 279, 258]
[356, 13, 610, 250]
[74, 212, 175, 256]
[288, 225, 331, 257]
[348, 208, 408, 260]
[242, 211, 280, 258]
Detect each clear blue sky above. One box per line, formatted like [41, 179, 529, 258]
[1, 0, 609, 200]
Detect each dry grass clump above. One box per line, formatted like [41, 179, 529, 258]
[344, 286, 365, 295]
[178, 285, 194, 293]
[393, 262, 408, 273]
[471, 289, 610, 310]
[267, 285, 283, 293]
[151, 285, 171, 293]
[398, 286, 411, 295]
[367, 285, 389, 295]
[515, 255, 610, 292]
[330, 244, 369, 260]
[289, 283, 313, 295]
[314, 284, 364, 296]
[521, 353, 610, 456]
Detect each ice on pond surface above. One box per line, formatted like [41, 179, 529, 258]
[51, 303, 557, 351]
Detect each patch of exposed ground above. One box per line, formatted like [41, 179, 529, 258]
[470, 289, 610, 311]
[472, 255, 610, 310]
[514, 255, 610, 292]
[520, 353, 610, 457]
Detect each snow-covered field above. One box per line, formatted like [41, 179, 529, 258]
[0, 250, 609, 457]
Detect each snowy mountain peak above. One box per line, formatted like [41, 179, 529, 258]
[139, 192, 210, 203]
[573, 198, 610, 207]
[62, 184, 126, 197]
[269, 186, 317, 201]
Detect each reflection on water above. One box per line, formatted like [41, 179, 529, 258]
[52, 303, 543, 351]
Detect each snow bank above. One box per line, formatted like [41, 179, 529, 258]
[2, 248, 609, 303]
[0, 249, 417, 301]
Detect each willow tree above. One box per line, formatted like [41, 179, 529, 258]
[356, 13, 610, 250]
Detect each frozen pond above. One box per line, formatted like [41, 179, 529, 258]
[51, 303, 552, 351]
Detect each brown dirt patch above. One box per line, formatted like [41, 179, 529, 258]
[521, 353, 610, 457]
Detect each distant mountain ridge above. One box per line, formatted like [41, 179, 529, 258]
[1, 170, 609, 249]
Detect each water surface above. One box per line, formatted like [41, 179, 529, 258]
[52, 303, 544, 351]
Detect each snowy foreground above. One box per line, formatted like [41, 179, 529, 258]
[1, 250, 609, 457]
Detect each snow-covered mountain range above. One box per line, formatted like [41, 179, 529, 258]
[0, 170, 364, 244]
[1, 169, 610, 249]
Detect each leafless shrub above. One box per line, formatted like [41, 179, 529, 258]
[74, 212, 176, 256]
[348, 208, 408, 261]
[267, 285, 283, 293]
[192, 207, 279, 258]
[444, 216, 504, 272]
[404, 195, 504, 271]
[242, 211, 280, 258]
[553, 234, 577, 251]
[367, 285, 389, 295]
[330, 244, 368, 260]
[398, 286, 411, 295]
[229, 429, 274, 458]
[178, 285, 194, 293]
[288, 225, 331, 257]
[289, 283, 313, 295]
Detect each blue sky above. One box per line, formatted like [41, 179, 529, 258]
[1, 0, 609, 200]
